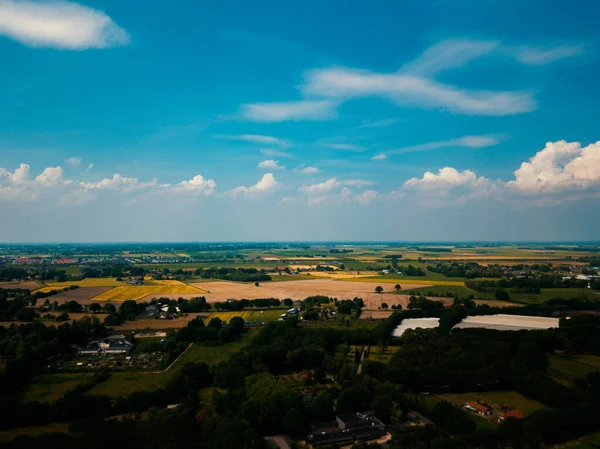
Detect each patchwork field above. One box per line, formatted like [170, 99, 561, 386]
[111, 313, 209, 331]
[0, 281, 42, 290]
[192, 279, 435, 310]
[92, 280, 206, 301]
[43, 278, 125, 288]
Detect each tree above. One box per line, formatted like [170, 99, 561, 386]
[381, 302, 388, 309]
[254, 281, 259, 287]
[88, 303, 102, 313]
[495, 288, 510, 301]
[395, 284, 401, 292]
[375, 286, 384, 294]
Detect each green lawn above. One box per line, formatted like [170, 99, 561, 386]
[421, 394, 495, 430]
[0, 423, 69, 442]
[87, 332, 254, 397]
[24, 372, 93, 403]
[547, 355, 600, 387]
[367, 346, 400, 364]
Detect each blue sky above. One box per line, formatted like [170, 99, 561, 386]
[0, 0, 599, 242]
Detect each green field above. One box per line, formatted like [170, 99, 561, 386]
[552, 432, 600, 448]
[87, 333, 253, 397]
[25, 373, 93, 403]
[422, 394, 496, 430]
[437, 391, 546, 416]
[548, 355, 600, 387]
[366, 345, 400, 363]
[0, 423, 69, 442]
[208, 309, 285, 323]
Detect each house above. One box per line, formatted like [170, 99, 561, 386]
[498, 410, 524, 422]
[307, 412, 387, 446]
[78, 340, 101, 354]
[464, 402, 491, 416]
[104, 340, 134, 354]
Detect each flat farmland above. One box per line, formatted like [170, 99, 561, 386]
[91, 280, 206, 301]
[111, 313, 209, 331]
[0, 281, 42, 290]
[43, 278, 125, 288]
[43, 286, 113, 302]
[191, 279, 436, 310]
[25, 373, 93, 403]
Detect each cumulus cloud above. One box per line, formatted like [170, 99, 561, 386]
[9, 163, 30, 185]
[294, 166, 320, 174]
[299, 178, 338, 194]
[175, 175, 217, 196]
[507, 140, 600, 194]
[228, 173, 280, 196]
[66, 157, 81, 166]
[239, 100, 337, 122]
[79, 174, 146, 191]
[389, 135, 502, 154]
[216, 134, 291, 148]
[35, 167, 63, 186]
[258, 159, 285, 170]
[515, 45, 584, 65]
[354, 190, 379, 205]
[303, 67, 535, 116]
[372, 153, 387, 160]
[0, 0, 130, 49]
[404, 167, 483, 189]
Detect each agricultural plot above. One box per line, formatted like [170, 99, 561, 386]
[208, 309, 285, 323]
[367, 345, 400, 363]
[91, 280, 206, 301]
[547, 355, 600, 387]
[43, 278, 125, 288]
[0, 281, 42, 291]
[347, 276, 465, 287]
[453, 315, 559, 331]
[42, 286, 113, 302]
[0, 423, 69, 443]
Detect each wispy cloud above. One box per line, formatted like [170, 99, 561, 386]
[372, 153, 388, 160]
[389, 135, 502, 155]
[360, 118, 399, 128]
[324, 143, 365, 152]
[260, 148, 294, 158]
[239, 100, 337, 122]
[515, 44, 585, 65]
[66, 157, 82, 166]
[303, 67, 535, 116]
[400, 39, 499, 75]
[294, 165, 320, 174]
[0, 0, 130, 49]
[215, 134, 290, 147]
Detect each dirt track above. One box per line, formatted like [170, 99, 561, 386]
[190, 279, 435, 310]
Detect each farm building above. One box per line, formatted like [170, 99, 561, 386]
[464, 402, 491, 416]
[392, 318, 440, 337]
[498, 410, 525, 422]
[453, 314, 559, 331]
[307, 412, 387, 446]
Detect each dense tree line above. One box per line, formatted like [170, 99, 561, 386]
[427, 262, 503, 279]
[194, 267, 271, 282]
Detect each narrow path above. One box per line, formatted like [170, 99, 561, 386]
[356, 345, 370, 374]
[149, 342, 193, 374]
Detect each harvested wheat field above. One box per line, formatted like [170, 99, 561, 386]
[191, 279, 436, 310]
[92, 281, 206, 302]
[111, 313, 209, 330]
[47, 287, 114, 303]
[0, 281, 42, 291]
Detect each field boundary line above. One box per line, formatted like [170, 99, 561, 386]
[149, 342, 193, 374]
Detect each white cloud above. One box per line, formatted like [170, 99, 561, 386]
[258, 159, 285, 170]
[295, 166, 320, 174]
[354, 190, 379, 205]
[35, 166, 63, 186]
[515, 45, 584, 65]
[260, 148, 293, 158]
[216, 134, 290, 148]
[389, 135, 502, 154]
[83, 163, 94, 174]
[372, 153, 387, 160]
[299, 177, 338, 194]
[0, 0, 130, 49]
[240, 100, 337, 122]
[401, 39, 499, 75]
[175, 175, 217, 196]
[228, 173, 280, 196]
[404, 167, 481, 189]
[303, 67, 535, 116]
[341, 179, 374, 187]
[507, 140, 600, 194]
[66, 157, 81, 166]
[80, 174, 144, 191]
[10, 164, 30, 185]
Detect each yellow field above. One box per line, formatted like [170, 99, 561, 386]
[92, 281, 206, 301]
[210, 311, 254, 322]
[33, 286, 72, 294]
[208, 309, 284, 323]
[42, 278, 125, 288]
